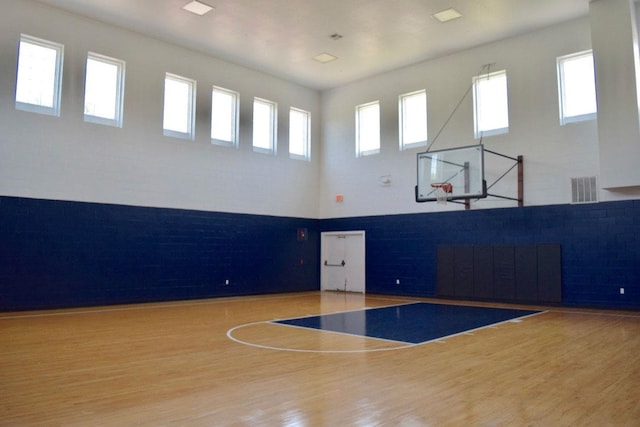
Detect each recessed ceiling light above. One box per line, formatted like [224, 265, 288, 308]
[313, 53, 338, 63]
[182, 0, 214, 16]
[433, 8, 462, 23]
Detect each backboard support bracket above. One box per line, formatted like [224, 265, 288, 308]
[415, 144, 523, 208]
[465, 150, 523, 210]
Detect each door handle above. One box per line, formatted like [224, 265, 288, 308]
[324, 260, 346, 267]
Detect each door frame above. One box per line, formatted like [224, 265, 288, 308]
[320, 230, 366, 293]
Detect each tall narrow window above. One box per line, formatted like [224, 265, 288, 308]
[253, 97, 277, 154]
[557, 50, 597, 125]
[15, 34, 64, 116]
[84, 53, 125, 127]
[211, 86, 239, 147]
[289, 107, 310, 161]
[163, 73, 196, 139]
[356, 101, 380, 157]
[473, 69, 509, 138]
[399, 90, 427, 150]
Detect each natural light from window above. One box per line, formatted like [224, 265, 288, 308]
[163, 73, 195, 139]
[289, 108, 310, 161]
[399, 90, 427, 150]
[473, 70, 509, 138]
[557, 51, 597, 125]
[84, 53, 125, 127]
[253, 98, 277, 154]
[15, 34, 64, 116]
[356, 101, 380, 157]
[211, 86, 239, 146]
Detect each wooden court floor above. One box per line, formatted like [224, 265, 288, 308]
[1, 291, 639, 426]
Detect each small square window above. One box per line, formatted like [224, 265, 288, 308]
[163, 73, 196, 140]
[557, 50, 597, 125]
[211, 86, 239, 147]
[473, 69, 509, 138]
[289, 107, 310, 161]
[356, 101, 380, 157]
[399, 90, 427, 150]
[84, 53, 125, 127]
[253, 97, 277, 154]
[15, 34, 64, 116]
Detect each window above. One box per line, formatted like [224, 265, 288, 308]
[211, 86, 239, 147]
[84, 53, 125, 127]
[15, 34, 64, 116]
[289, 107, 310, 161]
[473, 69, 509, 138]
[399, 90, 427, 150]
[253, 97, 277, 154]
[356, 101, 380, 157]
[557, 50, 597, 125]
[163, 73, 196, 139]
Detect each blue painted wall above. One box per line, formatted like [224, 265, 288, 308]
[322, 200, 640, 310]
[2, 196, 638, 311]
[0, 196, 319, 311]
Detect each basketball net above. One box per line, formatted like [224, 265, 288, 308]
[431, 182, 453, 204]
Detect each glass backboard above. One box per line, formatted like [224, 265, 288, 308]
[416, 145, 486, 202]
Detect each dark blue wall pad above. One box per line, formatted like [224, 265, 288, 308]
[322, 201, 640, 310]
[1, 196, 639, 311]
[0, 196, 319, 311]
[275, 302, 542, 344]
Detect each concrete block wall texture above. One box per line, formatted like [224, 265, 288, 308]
[322, 201, 640, 310]
[1, 2, 640, 311]
[3, 197, 638, 311]
[0, 196, 319, 311]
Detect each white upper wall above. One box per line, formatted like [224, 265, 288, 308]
[2, 1, 639, 221]
[591, 0, 640, 189]
[0, 0, 321, 218]
[319, 15, 640, 219]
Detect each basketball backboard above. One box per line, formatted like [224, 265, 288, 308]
[416, 145, 486, 202]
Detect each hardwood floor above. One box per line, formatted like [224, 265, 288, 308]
[1, 292, 639, 426]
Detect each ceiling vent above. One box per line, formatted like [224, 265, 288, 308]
[571, 176, 598, 204]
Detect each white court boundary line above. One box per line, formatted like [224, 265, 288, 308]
[227, 302, 422, 354]
[226, 305, 548, 353]
[226, 321, 417, 354]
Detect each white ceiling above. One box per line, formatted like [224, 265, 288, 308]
[36, 0, 590, 90]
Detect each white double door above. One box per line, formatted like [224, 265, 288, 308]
[320, 231, 366, 293]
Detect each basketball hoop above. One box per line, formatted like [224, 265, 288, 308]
[431, 182, 453, 204]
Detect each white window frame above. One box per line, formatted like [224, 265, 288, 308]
[211, 86, 239, 147]
[399, 89, 428, 150]
[472, 69, 509, 139]
[289, 107, 311, 161]
[15, 34, 64, 116]
[163, 73, 196, 140]
[252, 97, 277, 155]
[356, 100, 381, 157]
[84, 52, 126, 127]
[557, 50, 597, 125]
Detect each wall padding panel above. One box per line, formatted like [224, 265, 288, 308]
[437, 244, 562, 304]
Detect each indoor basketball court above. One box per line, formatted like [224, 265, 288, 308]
[2, 0, 640, 425]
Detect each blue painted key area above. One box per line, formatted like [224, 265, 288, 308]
[275, 302, 541, 344]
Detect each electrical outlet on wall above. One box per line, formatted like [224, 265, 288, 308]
[225, 279, 230, 286]
[620, 287, 625, 295]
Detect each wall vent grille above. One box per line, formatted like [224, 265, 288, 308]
[571, 176, 598, 204]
